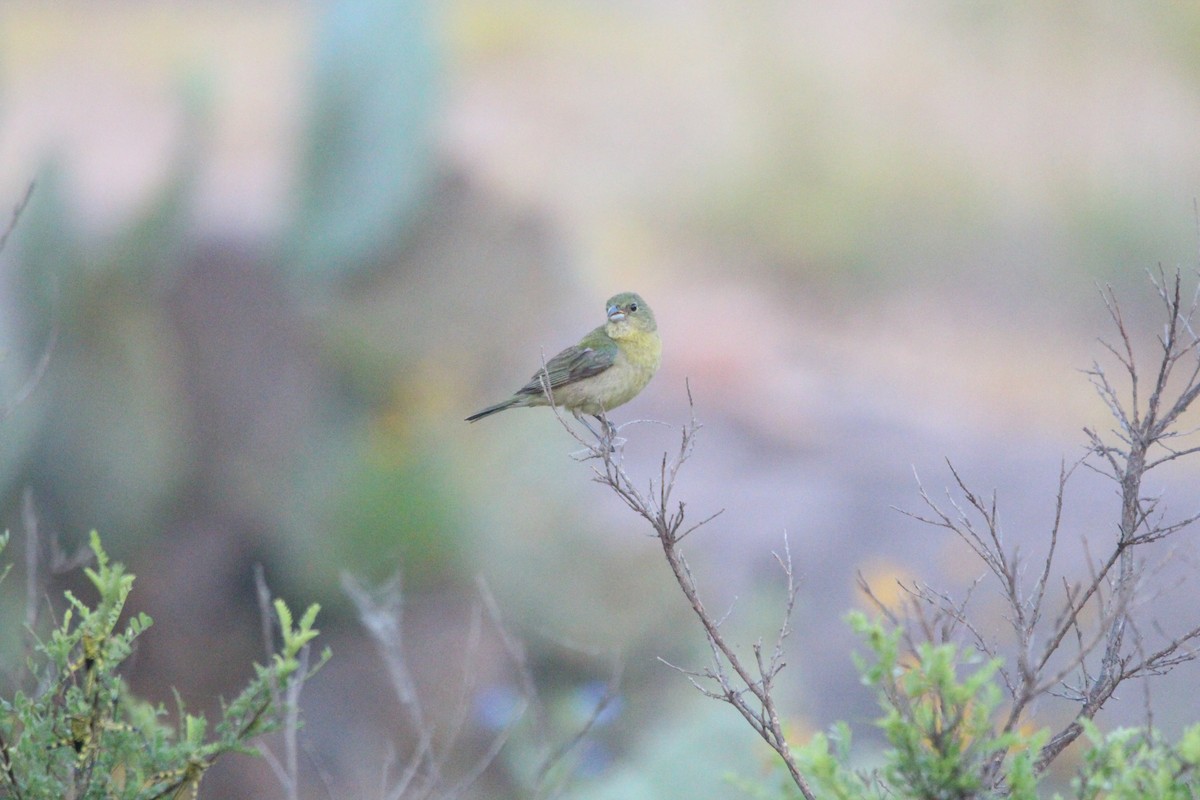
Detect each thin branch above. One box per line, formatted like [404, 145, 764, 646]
[21, 489, 40, 633]
[476, 576, 549, 740]
[551, 383, 818, 800]
[0, 181, 34, 256]
[532, 661, 623, 795]
[341, 573, 424, 720]
[884, 270, 1200, 787]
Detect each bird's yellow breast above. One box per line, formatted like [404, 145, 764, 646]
[553, 328, 661, 415]
[611, 327, 663, 372]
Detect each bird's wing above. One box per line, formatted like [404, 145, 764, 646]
[515, 328, 617, 397]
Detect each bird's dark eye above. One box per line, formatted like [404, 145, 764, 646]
[629, 302, 638, 312]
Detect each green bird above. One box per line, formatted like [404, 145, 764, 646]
[466, 292, 661, 430]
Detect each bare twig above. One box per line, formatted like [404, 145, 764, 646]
[0, 313, 56, 428]
[0, 183, 56, 428]
[531, 661, 623, 798]
[341, 574, 425, 722]
[341, 572, 444, 797]
[883, 270, 1200, 786]
[342, 569, 625, 799]
[21, 489, 39, 632]
[550, 382, 818, 800]
[255, 566, 308, 800]
[0, 182, 34, 256]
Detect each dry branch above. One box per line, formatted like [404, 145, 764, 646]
[549, 385, 818, 800]
[885, 269, 1200, 786]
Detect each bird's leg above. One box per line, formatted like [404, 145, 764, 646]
[594, 412, 626, 449]
[572, 409, 603, 440]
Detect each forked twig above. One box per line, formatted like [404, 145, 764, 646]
[880, 269, 1200, 786]
[549, 382, 818, 800]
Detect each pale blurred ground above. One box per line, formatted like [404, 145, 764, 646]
[2, 2, 1200, 798]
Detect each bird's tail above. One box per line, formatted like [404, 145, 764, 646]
[465, 397, 521, 422]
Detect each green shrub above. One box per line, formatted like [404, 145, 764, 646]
[0, 531, 326, 799]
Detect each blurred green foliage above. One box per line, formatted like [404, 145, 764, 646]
[0, 531, 325, 799]
[742, 613, 1200, 800]
[0, 0, 449, 570]
[3, 2, 1200, 797]
[8, 157, 197, 547]
[1074, 721, 1200, 800]
[323, 430, 464, 587]
[285, 0, 440, 284]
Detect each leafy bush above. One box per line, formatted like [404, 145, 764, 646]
[776, 615, 1200, 800]
[0, 531, 325, 799]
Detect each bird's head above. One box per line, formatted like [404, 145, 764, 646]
[605, 292, 656, 337]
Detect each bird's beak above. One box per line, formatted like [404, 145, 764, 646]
[607, 305, 626, 322]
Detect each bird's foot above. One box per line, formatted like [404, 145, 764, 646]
[593, 414, 625, 449]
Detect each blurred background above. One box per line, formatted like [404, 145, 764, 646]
[3, 1, 1200, 797]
